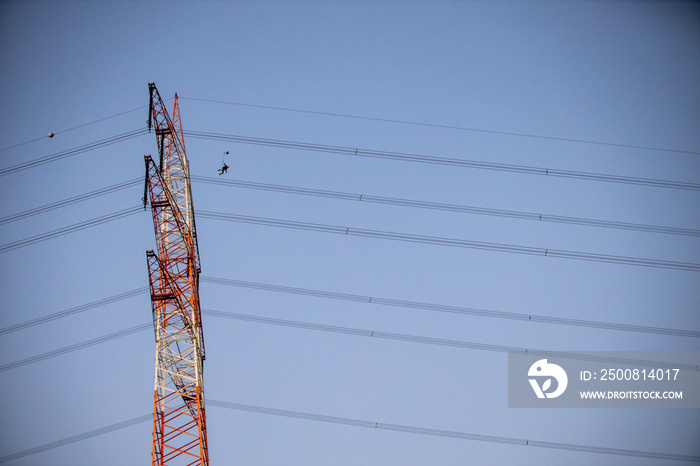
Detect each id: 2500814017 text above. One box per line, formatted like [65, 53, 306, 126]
[581, 368, 679, 382]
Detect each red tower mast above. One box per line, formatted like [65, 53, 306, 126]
[144, 83, 208, 465]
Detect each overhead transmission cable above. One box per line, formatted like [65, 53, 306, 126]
[1, 198, 696, 271]
[5, 399, 697, 464]
[201, 276, 700, 338]
[0, 323, 150, 373]
[1, 172, 692, 260]
[8, 174, 693, 237]
[0, 128, 148, 177]
[1, 304, 694, 375]
[0, 280, 694, 375]
[0, 135, 50, 154]
[50, 105, 150, 137]
[0, 414, 152, 464]
[0, 178, 141, 226]
[192, 176, 700, 237]
[208, 400, 700, 463]
[0, 102, 157, 153]
[0, 205, 142, 254]
[202, 309, 698, 370]
[185, 131, 700, 191]
[0, 288, 147, 336]
[198, 211, 700, 272]
[180, 96, 700, 156]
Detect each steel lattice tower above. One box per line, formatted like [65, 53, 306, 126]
[144, 83, 208, 465]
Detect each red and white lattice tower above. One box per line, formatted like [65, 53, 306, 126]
[144, 82, 208, 465]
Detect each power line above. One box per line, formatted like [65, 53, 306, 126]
[207, 399, 700, 463]
[192, 176, 700, 237]
[0, 128, 148, 177]
[202, 309, 698, 370]
[7, 396, 698, 464]
[200, 276, 700, 338]
[0, 288, 147, 336]
[0, 136, 48, 154]
[2, 172, 691, 260]
[0, 205, 142, 254]
[180, 96, 700, 156]
[198, 211, 700, 272]
[51, 105, 150, 137]
[185, 131, 700, 191]
[0, 323, 150, 373]
[3, 302, 689, 378]
[0, 103, 153, 153]
[0, 178, 141, 226]
[2, 172, 692, 259]
[1, 284, 693, 374]
[12, 174, 693, 251]
[0, 414, 151, 464]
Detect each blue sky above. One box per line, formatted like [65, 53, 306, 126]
[0, 1, 699, 465]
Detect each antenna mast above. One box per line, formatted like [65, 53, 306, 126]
[144, 82, 208, 465]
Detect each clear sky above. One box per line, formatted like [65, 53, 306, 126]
[1, 1, 699, 465]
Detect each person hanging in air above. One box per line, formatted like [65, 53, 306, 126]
[218, 151, 230, 175]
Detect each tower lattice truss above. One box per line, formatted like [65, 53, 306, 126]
[144, 82, 208, 466]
